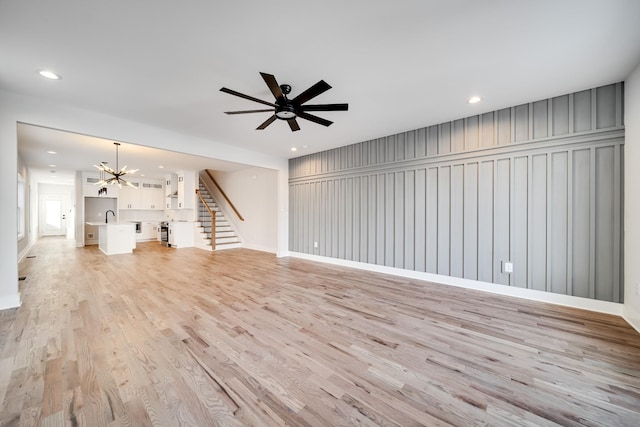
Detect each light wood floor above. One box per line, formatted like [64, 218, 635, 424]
[2, 237, 640, 426]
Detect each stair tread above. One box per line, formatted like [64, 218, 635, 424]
[199, 179, 240, 247]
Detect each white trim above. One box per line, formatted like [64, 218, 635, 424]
[623, 306, 640, 334]
[242, 243, 277, 254]
[622, 315, 640, 335]
[18, 236, 37, 263]
[0, 293, 21, 311]
[288, 252, 624, 317]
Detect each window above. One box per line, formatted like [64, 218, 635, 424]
[17, 173, 25, 240]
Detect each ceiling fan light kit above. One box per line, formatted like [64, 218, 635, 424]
[94, 142, 139, 189]
[220, 72, 348, 132]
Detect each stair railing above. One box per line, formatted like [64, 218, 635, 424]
[195, 189, 216, 250]
[205, 169, 244, 222]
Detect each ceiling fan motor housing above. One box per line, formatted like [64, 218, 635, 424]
[275, 102, 296, 120]
[280, 84, 292, 95]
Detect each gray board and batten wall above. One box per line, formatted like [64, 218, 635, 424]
[289, 83, 624, 303]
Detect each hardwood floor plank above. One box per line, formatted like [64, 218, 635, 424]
[1, 237, 639, 426]
[41, 357, 63, 417]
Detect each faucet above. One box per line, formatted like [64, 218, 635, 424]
[105, 210, 116, 223]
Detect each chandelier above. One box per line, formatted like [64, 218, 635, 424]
[94, 142, 139, 188]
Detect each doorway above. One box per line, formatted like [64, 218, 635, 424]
[39, 195, 67, 236]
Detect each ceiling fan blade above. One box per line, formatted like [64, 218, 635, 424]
[225, 109, 274, 115]
[293, 80, 332, 105]
[297, 111, 333, 127]
[260, 72, 285, 101]
[288, 118, 300, 132]
[300, 103, 349, 112]
[256, 115, 277, 130]
[220, 87, 276, 107]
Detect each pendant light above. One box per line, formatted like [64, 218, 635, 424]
[94, 142, 139, 189]
[97, 161, 108, 196]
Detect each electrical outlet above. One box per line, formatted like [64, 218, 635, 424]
[503, 261, 513, 274]
[314, 241, 318, 249]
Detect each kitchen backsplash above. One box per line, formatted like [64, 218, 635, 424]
[164, 209, 194, 222]
[119, 210, 164, 222]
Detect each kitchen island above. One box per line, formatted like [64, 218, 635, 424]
[86, 222, 136, 255]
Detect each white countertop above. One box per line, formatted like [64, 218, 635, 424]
[86, 222, 136, 226]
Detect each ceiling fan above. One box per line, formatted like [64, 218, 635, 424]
[220, 72, 348, 132]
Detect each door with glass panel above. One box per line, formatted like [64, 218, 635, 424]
[39, 196, 67, 236]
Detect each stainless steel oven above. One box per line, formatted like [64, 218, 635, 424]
[160, 221, 169, 246]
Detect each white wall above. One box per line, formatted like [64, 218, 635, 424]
[0, 89, 289, 310]
[1, 109, 19, 308]
[209, 167, 278, 253]
[624, 62, 640, 332]
[17, 153, 36, 261]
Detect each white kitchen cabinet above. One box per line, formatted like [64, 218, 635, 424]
[118, 181, 141, 209]
[140, 182, 164, 210]
[168, 222, 194, 248]
[119, 179, 164, 210]
[87, 222, 136, 255]
[82, 171, 119, 198]
[82, 172, 100, 196]
[136, 221, 157, 241]
[176, 171, 196, 209]
[165, 174, 178, 209]
[165, 174, 177, 197]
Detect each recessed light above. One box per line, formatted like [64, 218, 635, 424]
[158, 165, 164, 169]
[468, 96, 482, 104]
[47, 151, 57, 154]
[48, 164, 56, 167]
[39, 70, 62, 80]
[291, 147, 297, 152]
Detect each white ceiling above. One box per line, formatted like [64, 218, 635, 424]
[18, 123, 248, 185]
[3, 0, 640, 175]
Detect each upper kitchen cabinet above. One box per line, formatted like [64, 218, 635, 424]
[163, 171, 196, 210]
[140, 182, 164, 210]
[119, 178, 164, 210]
[165, 174, 178, 209]
[82, 171, 119, 198]
[176, 171, 196, 209]
[118, 181, 140, 209]
[165, 174, 177, 198]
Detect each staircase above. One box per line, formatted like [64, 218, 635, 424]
[195, 182, 241, 251]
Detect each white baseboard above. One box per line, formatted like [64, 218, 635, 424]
[18, 237, 37, 263]
[0, 293, 21, 311]
[623, 306, 640, 334]
[193, 245, 214, 252]
[288, 252, 624, 317]
[276, 250, 290, 258]
[242, 243, 277, 254]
